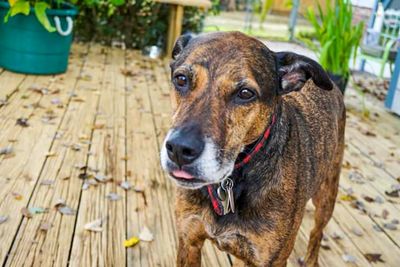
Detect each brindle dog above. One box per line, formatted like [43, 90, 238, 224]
[160, 32, 345, 267]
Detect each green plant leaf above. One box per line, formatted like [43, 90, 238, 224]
[4, 0, 30, 23]
[34, 2, 56, 32]
[110, 0, 125, 7]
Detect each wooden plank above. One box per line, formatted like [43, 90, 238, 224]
[338, 146, 400, 245]
[126, 51, 178, 266]
[288, 203, 372, 267]
[0, 44, 88, 264]
[0, 71, 26, 106]
[69, 47, 127, 266]
[346, 124, 400, 179]
[3, 44, 107, 266]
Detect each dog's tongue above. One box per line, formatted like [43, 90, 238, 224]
[172, 170, 194, 179]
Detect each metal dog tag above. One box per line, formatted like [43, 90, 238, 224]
[220, 178, 235, 214]
[217, 186, 230, 214]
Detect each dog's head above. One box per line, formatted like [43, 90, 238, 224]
[161, 32, 332, 189]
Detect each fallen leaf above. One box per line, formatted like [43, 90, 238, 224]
[54, 198, 75, 215]
[350, 200, 367, 213]
[84, 218, 103, 232]
[382, 209, 389, 219]
[362, 130, 376, 137]
[120, 68, 135, 77]
[95, 173, 111, 183]
[93, 123, 105, 129]
[58, 205, 76, 216]
[119, 181, 132, 190]
[11, 191, 23, 200]
[348, 170, 365, 184]
[362, 195, 375, 203]
[79, 73, 92, 81]
[342, 161, 352, 169]
[134, 186, 144, 193]
[16, 118, 29, 127]
[364, 253, 384, 263]
[29, 85, 49, 95]
[375, 196, 384, 204]
[383, 223, 397, 230]
[40, 180, 54, 186]
[351, 227, 363, 237]
[385, 189, 400, 198]
[321, 244, 331, 250]
[21, 207, 32, 218]
[124, 236, 140, 247]
[29, 207, 47, 214]
[331, 231, 344, 240]
[0, 146, 13, 155]
[71, 144, 82, 151]
[39, 222, 52, 231]
[139, 226, 154, 242]
[342, 254, 356, 263]
[0, 215, 8, 224]
[373, 225, 383, 232]
[340, 194, 357, 201]
[106, 193, 122, 201]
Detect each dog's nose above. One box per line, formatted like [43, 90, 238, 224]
[165, 127, 204, 167]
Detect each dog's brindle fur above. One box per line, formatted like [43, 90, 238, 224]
[166, 32, 345, 267]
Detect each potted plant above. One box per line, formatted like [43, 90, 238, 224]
[305, 0, 364, 93]
[0, 0, 78, 74]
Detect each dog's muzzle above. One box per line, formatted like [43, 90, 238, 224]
[160, 124, 234, 189]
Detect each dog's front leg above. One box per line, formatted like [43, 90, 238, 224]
[176, 215, 207, 267]
[177, 235, 205, 267]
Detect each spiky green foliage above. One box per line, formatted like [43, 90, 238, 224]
[306, 0, 364, 76]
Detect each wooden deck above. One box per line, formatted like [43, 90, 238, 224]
[0, 44, 399, 266]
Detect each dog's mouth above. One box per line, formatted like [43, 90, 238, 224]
[169, 169, 209, 188]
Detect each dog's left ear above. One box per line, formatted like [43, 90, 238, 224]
[172, 34, 194, 60]
[275, 52, 333, 95]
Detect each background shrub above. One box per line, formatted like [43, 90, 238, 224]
[73, 0, 220, 49]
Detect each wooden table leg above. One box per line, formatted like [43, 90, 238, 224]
[166, 5, 177, 57]
[174, 5, 184, 41]
[166, 4, 184, 58]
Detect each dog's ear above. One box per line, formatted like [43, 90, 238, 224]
[275, 52, 333, 95]
[172, 34, 194, 60]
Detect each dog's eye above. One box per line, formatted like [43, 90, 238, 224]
[237, 88, 256, 101]
[173, 74, 189, 90]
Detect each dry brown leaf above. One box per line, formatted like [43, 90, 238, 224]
[382, 209, 390, 219]
[385, 189, 400, 198]
[16, 118, 29, 127]
[39, 222, 52, 231]
[362, 195, 375, 203]
[364, 253, 384, 263]
[21, 207, 32, 218]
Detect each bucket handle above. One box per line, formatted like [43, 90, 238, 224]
[54, 16, 73, 36]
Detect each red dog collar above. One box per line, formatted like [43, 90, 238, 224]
[206, 114, 277, 216]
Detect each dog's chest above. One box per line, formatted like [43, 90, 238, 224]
[205, 223, 259, 262]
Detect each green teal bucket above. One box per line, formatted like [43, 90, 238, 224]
[0, 1, 78, 74]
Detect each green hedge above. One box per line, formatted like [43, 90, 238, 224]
[74, 0, 220, 49]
